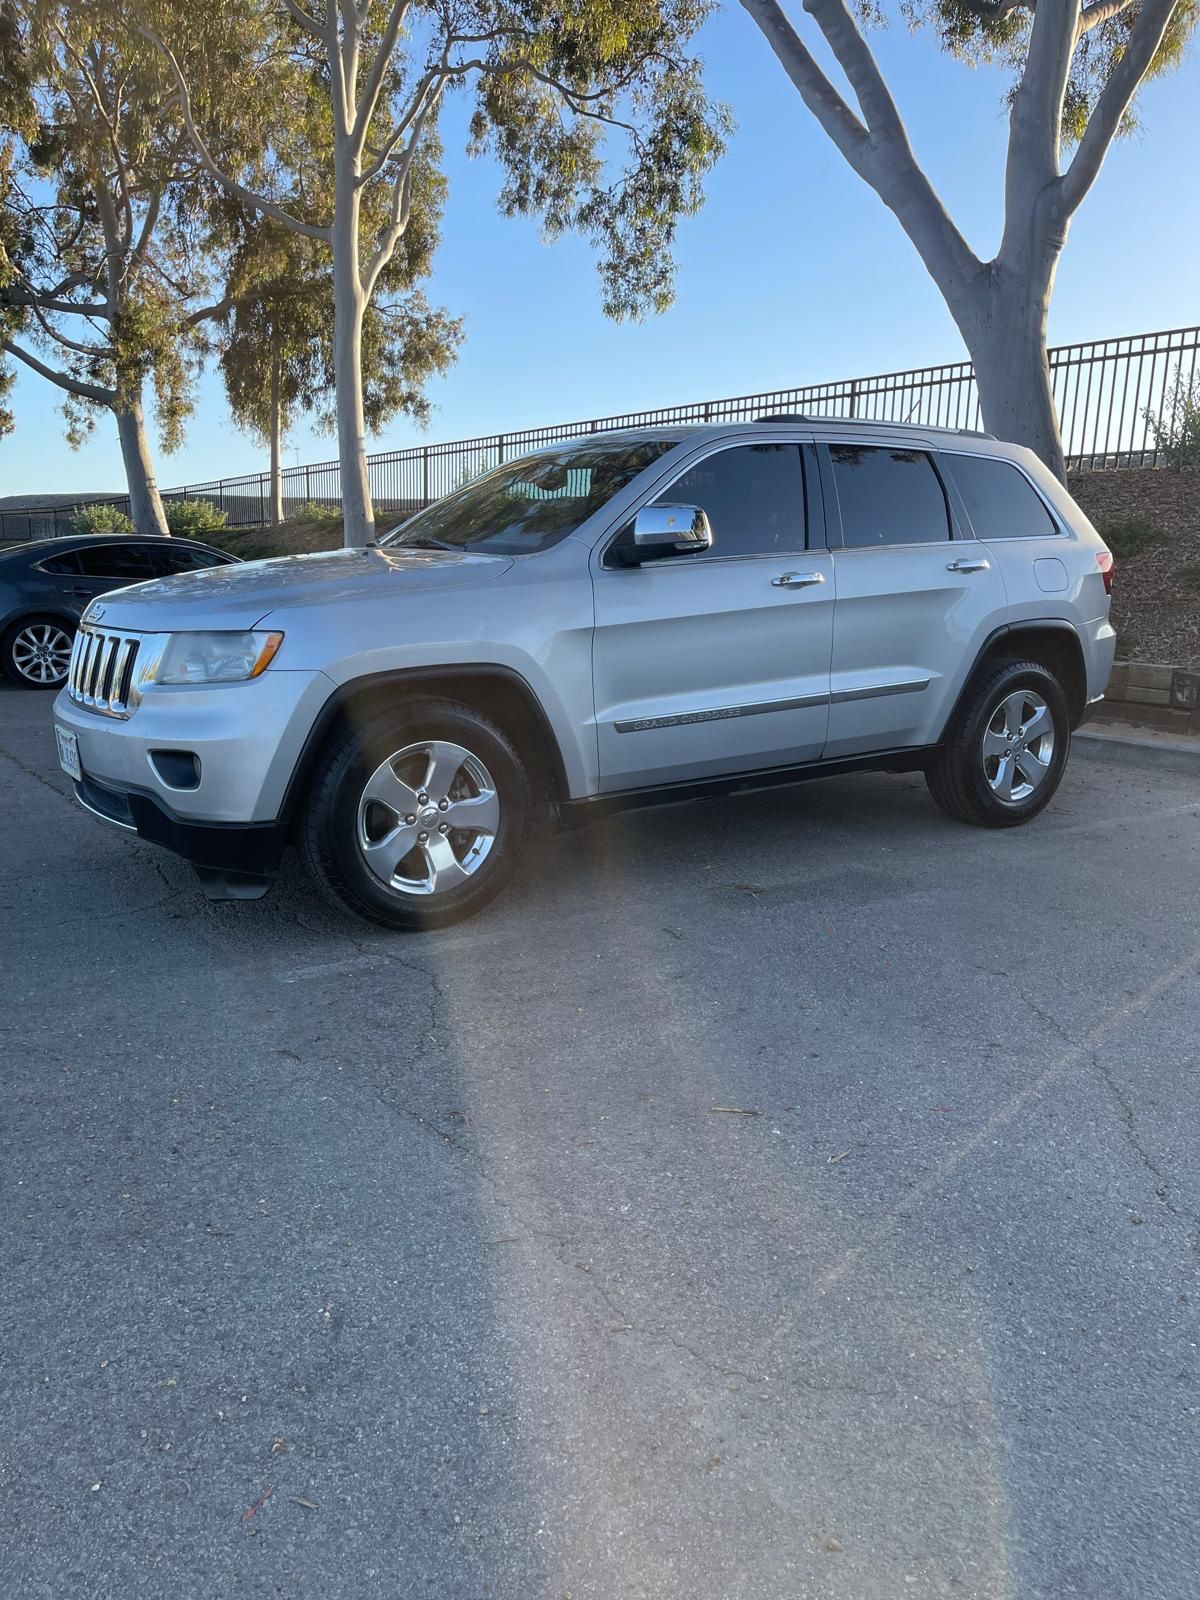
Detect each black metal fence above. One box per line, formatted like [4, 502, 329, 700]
[3, 321, 1196, 542]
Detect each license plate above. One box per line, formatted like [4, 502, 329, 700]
[55, 726, 82, 782]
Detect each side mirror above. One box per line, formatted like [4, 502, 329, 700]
[630, 503, 713, 561]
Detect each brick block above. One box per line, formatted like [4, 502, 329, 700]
[1125, 685, 1173, 706]
[1126, 663, 1175, 690]
[1092, 701, 1194, 734]
[1172, 670, 1200, 711]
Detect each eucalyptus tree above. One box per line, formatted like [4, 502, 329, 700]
[740, 0, 1196, 479]
[144, 0, 729, 545]
[219, 189, 460, 523]
[0, 2, 261, 529]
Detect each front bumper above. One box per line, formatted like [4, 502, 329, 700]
[56, 667, 336, 897]
[73, 773, 287, 898]
[54, 667, 336, 823]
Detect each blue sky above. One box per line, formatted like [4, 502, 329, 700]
[2, 5, 1197, 497]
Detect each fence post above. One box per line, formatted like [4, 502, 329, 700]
[422, 446, 430, 505]
[497, 434, 506, 464]
[848, 380, 859, 419]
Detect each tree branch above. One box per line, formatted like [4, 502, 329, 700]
[184, 295, 238, 327]
[0, 287, 110, 317]
[358, 66, 439, 186]
[281, 0, 324, 36]
[999, 0, 1078, 263]
[735, 1, 868, 158]
[1078, 0, 1135, 29]
[1, 337, 114, 404]
[352, 0, 412, 148]
[741, 0, 980, 300]
[139, 24, 332, 241]
[1058, 0, 1182, 213]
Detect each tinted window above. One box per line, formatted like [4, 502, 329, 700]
[74, 543, 157, 581]
[38, 551, 83, 575]
[151, 545, 231, 575]
[381, 440, 676, 555]
[944, 453, 1057, 540]
[652, 443, 806, 558]
[830, 444, 950, 548]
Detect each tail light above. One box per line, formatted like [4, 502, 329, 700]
[1096, 550, 1114, 596]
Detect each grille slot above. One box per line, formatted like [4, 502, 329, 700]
[67, 625, 143, 718]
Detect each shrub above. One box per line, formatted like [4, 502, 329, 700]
[289, 499, 343, 526]
[1098, 515, 1166, 560]
[1144, 370, 1200, 472]
[71, 502, 134, 536]
[163, 498, 229, 537]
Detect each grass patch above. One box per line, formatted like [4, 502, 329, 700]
[1178, 564, 1200, 594]
[1098, 514, 1167, 560]
[217, 511, 345, 561]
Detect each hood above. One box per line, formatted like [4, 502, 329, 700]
[84, 545, 513, 633]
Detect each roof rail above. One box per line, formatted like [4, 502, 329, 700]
[753, 411, 995, 440]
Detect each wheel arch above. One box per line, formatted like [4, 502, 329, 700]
[278, 664, 571, 827]
[941, 621, 1087, 738]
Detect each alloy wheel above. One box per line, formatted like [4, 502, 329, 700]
[981, 689, 1055, 804]
[356, 738, 500, 895]
[11, 622, 73, 686]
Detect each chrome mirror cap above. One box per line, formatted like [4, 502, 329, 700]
[632, 504, 713, 557]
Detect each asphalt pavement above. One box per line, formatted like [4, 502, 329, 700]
[1, 681, 1198, 1600]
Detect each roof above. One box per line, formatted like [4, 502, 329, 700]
[0, 533, 220, 563]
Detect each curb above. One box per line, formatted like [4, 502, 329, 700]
[1074, 727, 1200, 776]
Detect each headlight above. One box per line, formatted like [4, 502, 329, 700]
[153, 631, 283, 685]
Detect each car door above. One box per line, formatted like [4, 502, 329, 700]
[820, 438, 1009, 758]
[60, 541, 159, 617]
[936, 448, 1077, 620]
[590, 438, 834, 792]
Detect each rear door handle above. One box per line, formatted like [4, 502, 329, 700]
[772, 571, 826, 588]
[947, 557, 991, 573]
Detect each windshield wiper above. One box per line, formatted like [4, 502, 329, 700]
[396, 533, 460, 552]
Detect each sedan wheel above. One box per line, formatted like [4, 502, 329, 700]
[6, 620, 74, 687]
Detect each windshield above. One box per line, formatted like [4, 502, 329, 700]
[379, 439, 676, 555]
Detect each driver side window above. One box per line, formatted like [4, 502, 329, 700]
[652, 443, 807, 559]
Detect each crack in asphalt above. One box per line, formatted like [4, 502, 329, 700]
[1089, 1047, 1200, 1256]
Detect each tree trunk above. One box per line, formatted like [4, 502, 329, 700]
[331, 174, 374, 547]
[965, 273, 1065, 483]
[115, 393, 170, 536]
[269, 345, 284, 526]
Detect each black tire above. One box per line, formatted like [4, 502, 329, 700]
[925, 658, 1070, 828]
[298, 698, 533, 930]
[1, 615, 75, 689]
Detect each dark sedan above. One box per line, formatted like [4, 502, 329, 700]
[0, 535, 238, 688]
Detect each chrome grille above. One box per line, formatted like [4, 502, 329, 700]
[67, 625, 143, 718]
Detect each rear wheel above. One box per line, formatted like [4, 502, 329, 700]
[2, 616, 74, 689]
[925, 659, 1070, 828]
[299, 699, 532, 930]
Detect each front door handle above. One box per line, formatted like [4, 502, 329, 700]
[772, 571, 827, 589]
[947, 557, 991, 573]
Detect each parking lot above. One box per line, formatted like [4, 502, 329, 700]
[1, 680, 1198, 1600]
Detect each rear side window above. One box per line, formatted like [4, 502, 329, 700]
[943, 454, 1057, 540]
[829, 444, 950, 548]
[75, 543, 157, 580]
[151, 545, 231, 575]
[38, 551, 83, 575]
[651, 443, 806, 558]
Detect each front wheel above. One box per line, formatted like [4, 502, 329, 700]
[2, 616, 74, 689]
[299, 699, 532, 930]
[925, 659, 1070, 828]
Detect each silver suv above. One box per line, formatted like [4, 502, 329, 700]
[53, 419, 1116, 929]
